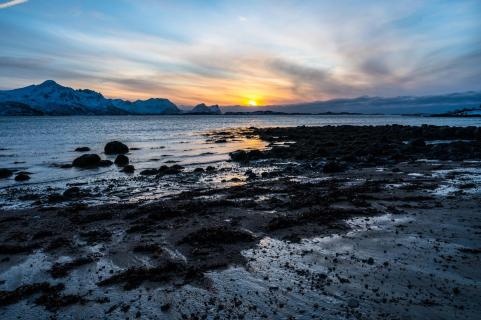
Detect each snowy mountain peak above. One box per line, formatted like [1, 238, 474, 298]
[0, 81, 181, 116]
[39, 80, 61, 88]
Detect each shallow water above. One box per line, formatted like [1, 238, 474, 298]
[2, 114, 481, 207]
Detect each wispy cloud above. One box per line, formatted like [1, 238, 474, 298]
[0, 1, 479, 105]
[0, 0, 28, 9]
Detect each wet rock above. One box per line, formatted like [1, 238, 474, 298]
[245, 169, 257, 180]
[206, 166, 216, 172]
[0, 168, 13, 179]
[230, 150, 247, 161]
[98, 260, 187, 290]
[133, 244, 163, 253]
[50, 256, 97, 278]
[179, 226, 256, 246]
[140, 168, 158, 176]
[72, 154, 101, 168]
[14, 173, 30, 181]
[347, 298, 359, 308]
[0, 243, 38, 255]
[122, 165, 135, 173]
[114, 154, 129, 167]
[322, 161, 345, 173]
[63, 187, 81, 198]
[0, 283, 64, 307]
[99, 160, 113, 167]
[74, 147, 90, 152]
[80, 229, 112, 244]
[158, 165, 184, 175]
[194, 167, 204, 173]
[104, 141, 129, 155]
[230, 150, 263, 162]
[410, 138, 426, 147]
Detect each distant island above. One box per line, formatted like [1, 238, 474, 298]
[1, 80, 480, 116]
[430, 106, 481, 117]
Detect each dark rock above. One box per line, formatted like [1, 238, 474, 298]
[72, 154, 101, 168]
[410, 138, 426, 147]
[14, 173, 30, 181]
[99, 160, 113, 167]
[122, 165, 135, 173]
[0, 168, 13, 179]
[50, 256, 97, 278]
[229, 150, 247, 161]
[347, 298, 359, 308]
[140, 169, 158, 176]
[104, 141, 129, 155]
[323, 161, 345, 173]
[206, 166, 216, 172]
[114, 154, 129, 167]
[158, 165, 184, 175]
[179, 226, 256, 246]
[194, 167, 204, 173]
[63, 187, 81, 198]
[74, 147, 90, 152]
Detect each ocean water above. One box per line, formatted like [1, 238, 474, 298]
[2, 114, 481, 190]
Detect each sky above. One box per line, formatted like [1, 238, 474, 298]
[0, 0, 480, 106]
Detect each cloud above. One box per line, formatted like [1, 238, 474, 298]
[268, 58, 357, 99]
[0, 0, 28, 9]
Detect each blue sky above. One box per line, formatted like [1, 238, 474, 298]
[0, 0, 480, 105]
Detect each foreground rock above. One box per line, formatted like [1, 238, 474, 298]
[121, 165, 135, 173]
[114, 155, 129, 167]
[0, 168, 13, 179]
[104, 141, 129, 155]
[232, 125, 481, 164]
[14, 173, 30, 181]
[72, 154, 101, 168]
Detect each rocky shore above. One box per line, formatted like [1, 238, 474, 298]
[1, 125, 481, 319]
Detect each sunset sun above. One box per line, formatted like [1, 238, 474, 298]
[247, 100, 257, 107]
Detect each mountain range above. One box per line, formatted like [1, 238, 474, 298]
[0, 80, 181, 116]
[223, 92, 481, 115]
[0, 80, 480, 116]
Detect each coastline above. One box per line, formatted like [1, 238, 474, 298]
[1, 125, 481, 319]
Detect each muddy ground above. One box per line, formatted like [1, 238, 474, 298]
[1, 125, 481, 319]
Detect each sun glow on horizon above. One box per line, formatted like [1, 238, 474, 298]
[247, 100, 257, 107]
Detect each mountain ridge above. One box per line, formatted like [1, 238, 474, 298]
[0, 80, 181, 116]
[222, 91, 481, 115]
[1, 80, 480, 115]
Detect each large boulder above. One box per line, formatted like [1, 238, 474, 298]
[15, 173, 30, 181]
[72, 154, 101, 168]
[122, 165, 135, 173]
[0, 168, 13, 179]
[104, 141, 129, 155]
[158, 165, 184, 175]
[114, 154, 129, 167]
[99, 160, 113, 167]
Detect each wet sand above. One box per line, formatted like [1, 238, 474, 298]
[1, 125, 481, 319]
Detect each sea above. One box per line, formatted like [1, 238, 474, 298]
[0, 115, 481, 188]
[1, 114, 481, 207]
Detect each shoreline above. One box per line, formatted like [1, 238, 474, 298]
[1, 125, 481, 318]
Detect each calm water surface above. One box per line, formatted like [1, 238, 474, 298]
[1, 114, 481, 189]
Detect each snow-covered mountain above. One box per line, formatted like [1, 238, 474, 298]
[112, 98, 180, 115]
[0, 80, 181, 116]
[189, 103, 222, 114]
